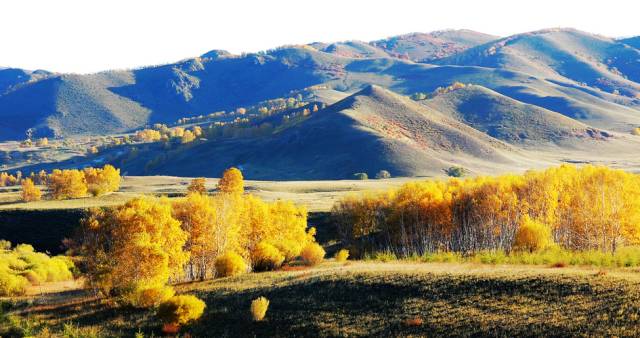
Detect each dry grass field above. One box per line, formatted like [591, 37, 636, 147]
[3, 261, 640, 337]
[0, 176, 415, 212]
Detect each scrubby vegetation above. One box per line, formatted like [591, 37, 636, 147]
[334, 165, 640, 259]
[157, 295, 206, 326]
[0, 241, 74, 296]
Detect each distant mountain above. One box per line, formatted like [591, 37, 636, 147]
[434, 28, 640, 96]
[0, 28, 639, 157]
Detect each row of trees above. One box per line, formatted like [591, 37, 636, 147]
[74, 168, 321, 307]
[19, 165, 121, 201]
[333, 165, 640, 257]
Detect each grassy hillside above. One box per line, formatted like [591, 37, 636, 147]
[424, 84, 609, 144]
[5, 261, 640, 337]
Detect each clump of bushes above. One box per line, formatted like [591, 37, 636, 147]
[301, 242, 325, 266]
[157, 295, 206, 326]
[0, 242, 74, 296]
[250, 297, 269, 321]
[252, 242, 285, 271]
[215, 252, 247, 277]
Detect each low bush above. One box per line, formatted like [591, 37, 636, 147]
[334, 249, 349, 262]
[0, 241, 74, 296]
[215, 252, 247, 277]
[301, 242, 325, 266]
[132, 286, 175, 308]
[250, 297, 269, 321]
[157, 295, 206, 325]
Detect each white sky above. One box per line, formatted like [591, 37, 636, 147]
[1, 0, 638, 74]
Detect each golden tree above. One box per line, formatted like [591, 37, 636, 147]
[84, 165, 121, 196]
[187, 178, 207, 195]
[79, 197, 188, 306]
[21, 178, 42, 202]
[48, 169, 87, 199]
[217, 167, 244, 194]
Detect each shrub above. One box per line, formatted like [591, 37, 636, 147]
[301, 242, 325, 266]
[375, 170, 391, 179]
[513, 216, 553, 252]
[157, 295, 206, 325]
[250, 297, 269, 321]
[334, 249, 349, 262]
[215, 252, 247, 277]
[632, 127, 640, 136]
[252, 242, 285, 271]
[21, 178, 42, 202]
[353, 173, 368, 180]
[444, 166, 466, 177]
[132, 286, 175, 308]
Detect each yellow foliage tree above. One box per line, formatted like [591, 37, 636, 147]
[84, 165, 121, 196]
[187, 178, 207, 195]
[513, 216, 553, 252]
[79, 197, 188, 306]
[48, 169, 87, 199]
[217, 167, 244, 194]
[21, 178, 42, 202]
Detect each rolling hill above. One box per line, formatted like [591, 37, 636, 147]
[424, 84, 610, 145]
[1, 28, 640, 178]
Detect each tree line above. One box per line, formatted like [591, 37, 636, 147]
[333, 165, 640, 257]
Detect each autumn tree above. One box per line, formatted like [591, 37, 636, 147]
[187, 178, 207, 195]
[84, 165, 121, 196]
[217, 167, 244, 194]
[78, 197, 188, 306]
[48, 169, 87, 199]
[21, 178, 42, 202]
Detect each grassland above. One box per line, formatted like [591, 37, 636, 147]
[3, 261, 640, 337]
[0, 176, 415, 212]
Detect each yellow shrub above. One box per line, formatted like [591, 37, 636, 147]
[251, 242, 284, 271]
[513, 216, 553, 252]
[157, 295, 206, 325]
[334, 249, 349, 262]
[632, 127, 640, 136]
[0, 272, 29, 296]
[21, 178, 42, 202]
[215, 252, 247, 277]
[133, 286, 175, 308]
[301, 242, 325, 266]
[250, 296, 269, 321]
